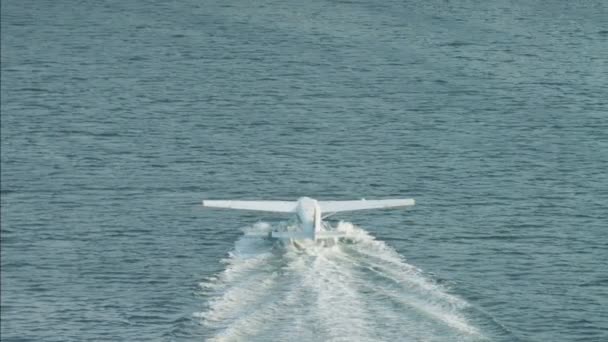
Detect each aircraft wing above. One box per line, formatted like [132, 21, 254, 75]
[202, 200, 296, 213]
[319, 199, 415, 213]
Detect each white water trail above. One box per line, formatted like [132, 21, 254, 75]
[196, 221, 486, 342]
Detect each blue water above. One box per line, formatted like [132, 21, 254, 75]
[2, 0, 607, 341]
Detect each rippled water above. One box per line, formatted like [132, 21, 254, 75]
[2, 0, 607, 341]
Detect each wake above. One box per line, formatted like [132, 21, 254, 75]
[196, 222, 486, 341]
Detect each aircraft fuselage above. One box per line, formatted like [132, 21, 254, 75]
[295, 197, 322, 240]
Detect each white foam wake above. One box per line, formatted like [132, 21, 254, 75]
[196, 222, 485, 341]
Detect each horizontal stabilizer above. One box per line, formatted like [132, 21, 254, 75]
[271, 231, 312, 239]
[319, 199, 415, 213]
[202, 200, 295, 213]
[315, 231, 347, 239]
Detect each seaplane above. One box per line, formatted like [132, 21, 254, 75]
[202, 197, 415, 241]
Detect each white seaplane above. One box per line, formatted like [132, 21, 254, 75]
[202, 197, 415, 241]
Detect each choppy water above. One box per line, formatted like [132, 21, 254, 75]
[1, 0, 607, 341]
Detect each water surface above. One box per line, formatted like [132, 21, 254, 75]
[2, 0, 607, 341]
